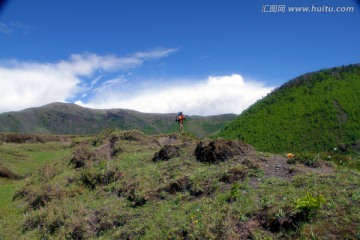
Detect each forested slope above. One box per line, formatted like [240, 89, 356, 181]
[219, 64, 360, 153]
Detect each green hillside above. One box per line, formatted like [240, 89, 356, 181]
[0, 103, 236, 138]
[219, 64, 360, 153]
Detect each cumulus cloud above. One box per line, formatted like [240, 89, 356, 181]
[0, 48, 176, 113]
[0, 62, 80, 112]
[0, 48, 274, 115]
[77, 74, 275, 115]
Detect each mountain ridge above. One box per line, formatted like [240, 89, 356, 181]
[0, 102, 237, 137]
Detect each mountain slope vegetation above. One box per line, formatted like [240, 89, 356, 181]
[219, 64, 360, 153]
[0, 131, 359, 239]
[0, 103, 236, 137]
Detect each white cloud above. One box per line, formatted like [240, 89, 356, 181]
[0, 48, 274, 115]
[0, 22, 13, 34]
[0, 48, 176, 113]
[0, 63, 80, 112]
[90, 75, 103, 88]
[92, 76, 127, 93]
[78, 74, 275, 115]
[0, 21, 31, 34]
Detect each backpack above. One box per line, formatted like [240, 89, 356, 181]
[176, 114, 185, 123]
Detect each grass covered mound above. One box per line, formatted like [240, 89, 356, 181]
[0, 164, 21, 179]
[3, 130, 358, 239]
[218, 64, 360, 153]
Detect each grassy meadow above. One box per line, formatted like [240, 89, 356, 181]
[0, 140, 72, 239]
[0, 130, 359, 239]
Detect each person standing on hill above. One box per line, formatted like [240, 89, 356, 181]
[176, 112, 187, 132]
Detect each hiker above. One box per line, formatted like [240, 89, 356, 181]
[176, 112, 187, 132]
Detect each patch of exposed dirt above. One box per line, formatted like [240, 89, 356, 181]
[193, 139, 334, 182]
[91, 143, 114, 160]
[119, 131, 148, 142]
[294, 161, 333, 175]
[241, 153, 334, 183]
[231, 205, 308, 238]
[164, 176, 192, 195]
[116, 130, 161, 149]
[233, 218, 260, 240]
[0, 133, 71, 144]
[0, 165, 21, 179]
[157, 133, 181, 147]
[153, 144, 181, 162]
[257, 206, 306, 233]
[92, 135, 122, 161]
[258, 154, 293, 180]
[220, 166, 248, 183]
[195, 139, 255, 163]
[158, 175, 214, 198]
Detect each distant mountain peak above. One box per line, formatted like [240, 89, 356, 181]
[0, 102, 236, 137]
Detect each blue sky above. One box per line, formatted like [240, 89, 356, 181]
[0, 0, 359, 115]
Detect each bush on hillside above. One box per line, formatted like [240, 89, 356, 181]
[70, 144, 93, 168]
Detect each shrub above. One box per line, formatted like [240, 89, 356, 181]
[227, 183, 240, 202]
[294, 193, 326, 219]
[80, 167, 120, 190]
[70, 144, 93, 168]
[293, 153, 321, 167]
